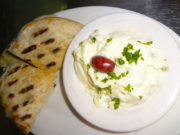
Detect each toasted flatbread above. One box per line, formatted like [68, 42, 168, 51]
[0, 62, 56, 134]
[0, 50, 57, 134]
[8, 17, 83, 72]
[0, 42, 23, 67]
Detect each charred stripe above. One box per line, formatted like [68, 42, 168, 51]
[37, 53, 45, 58]
[19, 85, 34, 94]
[21, 45, 37, 54]
[44, 38, 54, 44]
[8, 79, 18, 86]
[33, 28, 48, 37]
[52, 47, 60, 53]
[21, 114, 31, 120]
[46, 62, 56, 68]
[12, 105, 19, 111]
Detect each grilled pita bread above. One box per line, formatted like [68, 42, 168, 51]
[0, 42, 23, 67]
[8, 17, 83, 72]
[0, 62, 56, 134]
[0, 50, 56, 134]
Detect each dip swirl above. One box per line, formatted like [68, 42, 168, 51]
[73, 30, 168, 109]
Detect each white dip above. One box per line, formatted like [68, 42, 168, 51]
[73, 30, 168, 109]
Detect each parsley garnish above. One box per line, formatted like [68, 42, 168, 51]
[80, 41, 83, 45]
[87, 64, 91, 69]
[112, 97, 120, 110]
[137, 41, 153, 45]
[97, 85, 112, 94]
[122, 44, 142, 64]
[139, 96, 143, 99]
[97, 88, 102, 94]
[161, 66, 168, 71]
[108, 72, 120, 80]
[94, 70, 98, 73]
[101, 71, 129, 83]
[106, 85, 112, 94]
[117, 58, 125, 65]
[101, 78, 108, 83]
[96, 76, 98, 80]
[141, 57, 144, 61]
[126, 71, 129, 75]
[91, 36, 96, 43]
[124, 84, 134, 92]
[107, 38, 112, 43]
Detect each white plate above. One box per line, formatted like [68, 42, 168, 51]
[63, 12, 180, 132]
[32, 6, 180, 135]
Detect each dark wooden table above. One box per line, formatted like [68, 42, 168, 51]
[0, 0, 179, 135]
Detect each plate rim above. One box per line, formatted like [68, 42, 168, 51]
[63, 11, 180, 132]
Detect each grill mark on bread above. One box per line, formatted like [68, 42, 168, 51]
[12, 104, 19, 111]
[43, 38, 55, 45]
[21, 114, 31, 120]
[33, 28, 48, 37]
[21, 45, 37, 54]
[52, 47, 60, 53]
[37, 54, 45, 59]
[46, 62, 56, 68]
[25, 59, 31, 62]
[8, 79, 18, 86]
[23, 101, 29, 106]
[8, 66, 21, 76]
[22, 65, 28, 69]
[8, 93, 14, 98]
[19, 85, 34, 94]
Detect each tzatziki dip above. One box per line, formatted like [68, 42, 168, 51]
[73, 30, 168, 109]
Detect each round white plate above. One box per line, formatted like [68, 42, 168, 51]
[63, 12, 180, 132]
[32, 6, 180, 135]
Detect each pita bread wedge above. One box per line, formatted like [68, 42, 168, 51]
[0, 42, 24, 67]
[8, 17, 83, 72]
[0, 55, 56, 134]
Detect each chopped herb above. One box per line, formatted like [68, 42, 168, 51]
[121, 72, 125, 77]
[108, 72, 121, 80]
[107, 38, 112, 43]
[101, 71, 129, 83]
[91, 37, 96, 43]
[94, 70, 98, 73]
[96, 76, 98, 80]
[80, 41, 83, 45]
[101, 78, 108, 83]
[106, 85, 112, 94]
[163, 59, 167, 61]
[87, 64, 91, 69]
[139, 96, 143, 99]
[124, 84, 134, 92]
[161, 66, 168, 71]
[93, 29, 98, 33]
[112, 97, 120, 110]
[126, 71, 129, 75]
[122, 44, 142, 64]
[137, 41, 153, 45]
[117, 58, 125, 65]
[141, 57, 144, 61]
[97, 88, 102, 94]
[97, 85, 112, 94]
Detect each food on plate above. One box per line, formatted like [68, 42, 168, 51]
[0, 15, 84, 134]
[8, 16, 83, 72]
[73, 30, 168, 109]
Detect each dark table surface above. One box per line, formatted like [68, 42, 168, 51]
[0, 0, 179, 135]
